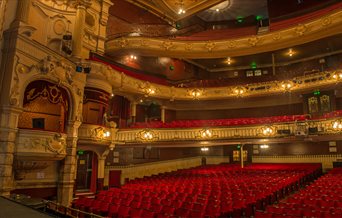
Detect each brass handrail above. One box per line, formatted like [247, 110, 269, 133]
[44, 200, 105, 218]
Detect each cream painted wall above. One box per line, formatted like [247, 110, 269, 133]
[15, 161, 59, 189]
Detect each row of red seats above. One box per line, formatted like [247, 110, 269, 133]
[73, 164, 321, 218]
[256, 168, 342, 218]
[129, 110, 342, 129]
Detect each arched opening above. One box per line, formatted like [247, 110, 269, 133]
[75, 150, 98, 192]
[18, 80, 70, 132]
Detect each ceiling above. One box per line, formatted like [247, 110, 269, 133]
[106, 0, 342, 82]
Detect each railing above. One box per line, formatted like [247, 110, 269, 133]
[43, 200, 104, 218]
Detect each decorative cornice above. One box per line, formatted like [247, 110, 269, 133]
[106, 9, 342, 58]
[115, 118, 342, 145]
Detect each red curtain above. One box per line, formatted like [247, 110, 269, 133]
[90, 153, 98, 193]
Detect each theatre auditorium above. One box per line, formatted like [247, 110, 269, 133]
[0, 0, 341, 217]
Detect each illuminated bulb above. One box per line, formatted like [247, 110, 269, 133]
[227, 57, 231, 65]
[287, 84, 292, 88]
[111, 93, 114, 97]
[260, 144, 269, 149]
[339, 73, 342, 78]
[333, 74, 337, 79]
[216, 8, 220, 12]
[178, 9, 185, 14]
[288, 49, 294, 57]
[333, 122, 338, 129]
[105, 131, 110, 137]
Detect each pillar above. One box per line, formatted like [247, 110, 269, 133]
[161, 106, 166, 123]
[57, 120, 81, 206]
[96, 0, 114, 54]
[131, 102, 136, 123]
[0, 106, 22, 196]
[240, 144, 244, 168]
[72, 0, 91, 58]
[97, 157, 106, 191]
[12, 0, 31, 25]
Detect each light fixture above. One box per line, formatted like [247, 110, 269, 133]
[143, 86, 156, 97]
[332, 72, 342, 79]
[233, 87, 246, 96]
[201, 147, 209, 151]
[261, 126, 276, 136]
[288, 49, 295, 57]
[227, 57, 232, 65]
[111, 93, 114, 97]
[260, 144, 269, 149]
[178, 9, 185, 14]
[188, 88, 203, 99]
[216, 8, 220, 12]
[332, 120, 342, 130]
[200, 129, 213, 138]
[281, 81, 293, 91]
[130, 55, 137, 60]
[137, 129, 158, 141]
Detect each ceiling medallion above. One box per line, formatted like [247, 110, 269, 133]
[208, 0, 231, 11]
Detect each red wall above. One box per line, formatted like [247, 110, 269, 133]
[175, 103, 303, 120]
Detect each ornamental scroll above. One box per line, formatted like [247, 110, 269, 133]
[23, 80, 69, 112]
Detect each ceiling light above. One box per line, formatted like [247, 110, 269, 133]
[130, 55, 137, 60]
[288, 49, 294, 57]
[178, 9, 185, 14]
[201, 147, 209, 151]
[227, 57, 231, 65]
[260, 144, 269, 149]
[209, 1, 231, 12]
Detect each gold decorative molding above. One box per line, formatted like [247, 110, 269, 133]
[106, 9, 342, 58]
[89, 60, 342, 101]
[115, 118, 342, 144]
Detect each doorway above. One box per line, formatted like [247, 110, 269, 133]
[76, 151, 98, 192]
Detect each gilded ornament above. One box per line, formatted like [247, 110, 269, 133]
[226, 40, 236, 48]
[294, 24, 308, 36]
[321, 17, 332, 27]
[118, 38, 128, 48]
[53, 19, 66, 35]
[248, 36, 260, 46]
[272, 33, 281, 41]
[161, 41, 173, 50]
[205, 41, 215, 51]
[184, 43, 193, 51]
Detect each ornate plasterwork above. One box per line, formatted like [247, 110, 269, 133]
[16, 129, 67, 158]
[125, 0, 224, 23]
[106, 9, 342, 58]
[115, 117, 342, 144]
[89, 60, 342, 101]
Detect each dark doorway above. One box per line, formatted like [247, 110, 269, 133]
[76, 151, 97, 191]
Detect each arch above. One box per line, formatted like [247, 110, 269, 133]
[19, 76, 78, 123]
[18, 80, 71, 132]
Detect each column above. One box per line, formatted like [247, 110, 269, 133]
[0, 106, 22, 196]
[161, 106, 166, 123]
[131, 102, 136, 124]
[72, 0, 91, 58]
[97, 157, 106, 191]
[57, 120, 81, 206]
[96, 0, 114, 54]
[13, 0, 31, 24]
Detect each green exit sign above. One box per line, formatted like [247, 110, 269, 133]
[313, 91, 321, 95]
[77, 150, 84, 155]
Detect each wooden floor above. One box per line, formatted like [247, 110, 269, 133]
[0, 197, 52, 218]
